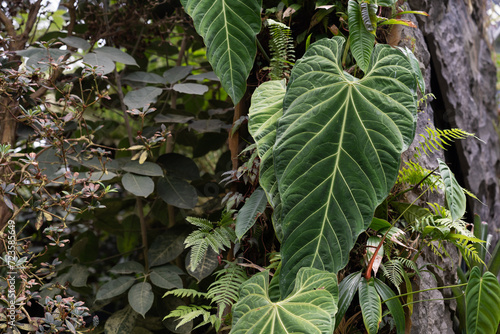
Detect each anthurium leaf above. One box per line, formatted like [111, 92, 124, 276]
[465, 266, 500, 334]
[359, 277, 382, 334]
[275, 36, 417, 296]
[180, 0, 262, 104]
[335, 271, 362, 328]
[248, 79, 286, 240]
[122, 173, 154, 197]
[235, 187, 268, 239]
[438, 159, 466, 222]
[232, 268, 338, 334]
[348, 0, 375, 72]
[128, 282, 154, 318]
[374, 278, 405, 334]
[96, 276, 135, 300]
[104, 306, 139, 334]
[398, 46, 425, 93]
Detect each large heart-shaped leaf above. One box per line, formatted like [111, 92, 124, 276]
[231, 268, 338, 334]
[180, 0, 262, 104]
[275, 37, 417, 295]
[248, 79, 286, 240]
[465, 266, 500, 334]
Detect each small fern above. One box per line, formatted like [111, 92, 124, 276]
[381, 259, 405, 291]
[163, 261, 247, 331]
[397, 160, 443, 192]
[266, 19, 295, 80]
[163, 305, 214, 330]
[414, 127, 475, 158]
[163, 288, 207, 299]
[184, 211, 237, 271]
[207, 262, 248, 319]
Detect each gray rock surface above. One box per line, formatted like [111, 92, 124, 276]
[408, 0, 500, 245]
[396, 0, 500, 332]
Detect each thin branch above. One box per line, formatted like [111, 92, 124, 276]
[0, 9, 16, 38]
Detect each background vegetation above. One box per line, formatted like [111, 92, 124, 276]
[0, 0, 499, 333]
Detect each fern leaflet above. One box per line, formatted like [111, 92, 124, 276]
[266, 19, 295, 80]
[184, 212, 237, 271]
[207, 262, 248, 319]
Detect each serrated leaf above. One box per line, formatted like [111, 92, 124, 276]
[96, 276, 135, 300]
[275, 37, 417, 296]
[172, 83, 208, 95]
[180, 0, 262, 104]
[157, 175, 198, 209]
[438, 159, 466, 222]
[231, 268, 338, 334]
[235, 187, 268, 239]
[94, 46, 138, 66]
[110, 261, 145, 274]
[348, 0, 375, 72]
[185, 248, 219, 282]
[123, 87, 163, 110]
[128, 282, 154, 318]
[124, 71, 165, 84]
[122, 173, 154, 197]
[164, 66, 193, 84]
[465, 266, 500, 334]
[148, 226, 189, 267]
[82, 52, 115, 75]
[104, 306, 139, 334]
[359, 278, 382, 334]
[59, 36, 91, 50]
[123, 161, 163, 177]
[150, 265, 184, 290]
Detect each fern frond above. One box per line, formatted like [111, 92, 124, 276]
[163, 288, 208, 299]
[164, 305, 213, 330]
[207, 262, 248, 319]
[415, 127, 475, 158]
[397, 160, 443, 192]
[381, 259, 405, 292]
[266, 19, 295, 80]
[186, 216, 214, 231]
[184, 215, 237, 271]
